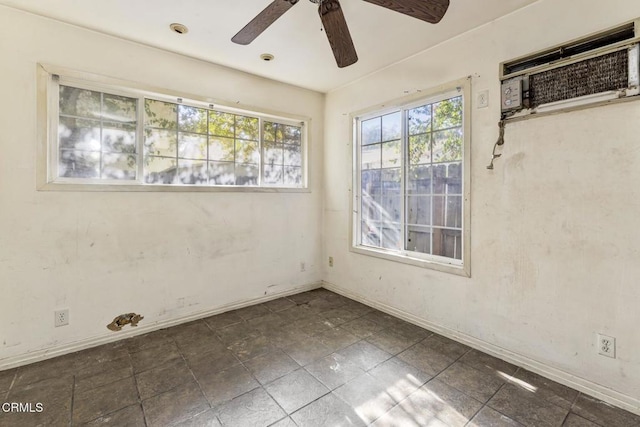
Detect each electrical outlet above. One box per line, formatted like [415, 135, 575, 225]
[597, 333, 616, 358]
[300, 262, 306, 272]
[477, 90, 489, 108]
[55, 309, 69, 327]
[329, 256, 334, 267]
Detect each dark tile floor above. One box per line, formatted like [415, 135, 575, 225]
[1, 289, 639, 427]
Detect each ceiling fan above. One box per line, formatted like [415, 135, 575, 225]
[232, 0, 450, 68]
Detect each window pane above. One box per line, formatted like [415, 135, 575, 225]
[209, 111, 235, 137]
[264, 141, 284, 166]
[361, 144, 381, 170]
[361, 169, 381, 199]
[209, 161, 235, 185]
[235, 115, 259, 140]
[432, 128, 462, 163]
[102, 153, 136, 180]
[407, 195, 431, 226]
[275, 125, 285, 143]
[433, 196, 462, 228]
[145, 156, 176, 184]
[362, 193, 381, 221]
[209, 137, 235, 162]
[433, 228, 462, 260]
[59, 118, 101, 151]
[283, 125, 301, 145]
[264, 164, 283, 185]
[145, 99, 177, 130]
[433, 164, 447, 194]
[432, 195, 447, 227]
[361, 117, 381, 145]
[381, 194, 401, 223]
[60, 86, 101, 118]
[407, 165, 431, 195]
[103, 122, 136, 153]
[433, 96, 462, 130]
[382, 140, 401, 168]
[408, 105, 431, 135]
[408, 134, 430, 165]
[361, 169, 381, 222]
[446, 196, 463, 228]
[406, 226, 431, 254]
[284, 166, 302, 187]
[59, 150, 100, 178]
[235, 163, 258, 186]
[362, 221, 381, 247]
[145, 129, 177, 157]
[177, 160, 208, 185]
[381, 168, 401, 196]
[382, 112, 401, 142]
[103, 94, 136, 123]
[284, 144, 301, 166]
[235, 140, 259, 164]
[178, 133, 207, 160]
[178, 105, 207, 134]
[263, 121, 277, 142]
[447, 163, 462, 195]
[380, 222, 401, 250]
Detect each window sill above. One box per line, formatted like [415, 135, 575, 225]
[37, 181, 311, 193]
[350, 245, 470, 277]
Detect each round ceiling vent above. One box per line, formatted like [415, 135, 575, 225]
[260, 53, 275, 62]
[170, 23, 189, 35]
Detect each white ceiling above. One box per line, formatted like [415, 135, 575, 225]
[1, 0, 538, 92]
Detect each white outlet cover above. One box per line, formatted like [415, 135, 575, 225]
[55, 309, 69, 327]
[597, 333, 616, 358]
[477, 90, 489, 109]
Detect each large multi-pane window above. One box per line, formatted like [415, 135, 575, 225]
[58, 87, 138, 180]
[143, 101, 262, 185]
[50, 76, 305, 189]
[354, 85, 469, 272]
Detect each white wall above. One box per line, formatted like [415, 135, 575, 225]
[324, 0, 640, 411]
[0, 7, 324, 363]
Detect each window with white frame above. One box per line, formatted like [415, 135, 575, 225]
[353, 81, 470, 275]
[46, 71, 306, 190]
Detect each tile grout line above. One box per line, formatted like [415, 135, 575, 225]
[175, 320, 243, 426]
[69, 375, 76, 427]
[214, 294, 362, 424]
[465, 366, 525, 427]
[237, 329, 321, 422]
[78, 350, 145, 426]
[476, 378, 512, 425]
[564, 392, 609, 427]
[560, 391, 584, 426]
[223, 320, 291, 424]
[366, 333, 476, 427]
[131, 339, 168, 427]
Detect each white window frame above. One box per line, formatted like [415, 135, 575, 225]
[350, 77, 471, 277]
[36, 64, 310, 192]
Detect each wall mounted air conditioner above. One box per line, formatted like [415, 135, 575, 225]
[500, 20, 640, 120]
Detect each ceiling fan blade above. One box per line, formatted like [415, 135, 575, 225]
[362, 0, 450, 24]
[232, 0, 299, 45]
[319, 0, 358, 68]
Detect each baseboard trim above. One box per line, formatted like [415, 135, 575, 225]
[321, 280, 640, 416]
[0, 282, 322, 371]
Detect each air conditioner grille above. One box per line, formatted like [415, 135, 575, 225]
[530, 49, 629, 108]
